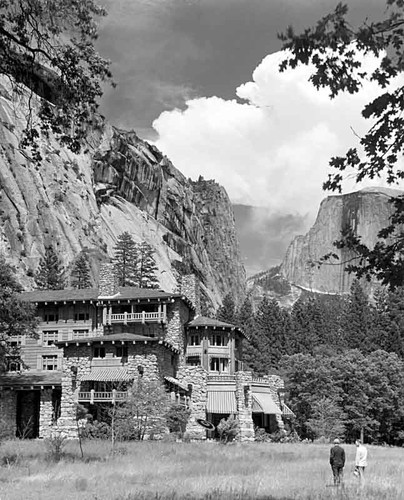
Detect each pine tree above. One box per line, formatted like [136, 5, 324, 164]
[216, 293, 236, 324]
[237, 295, 257, 370]
[136, 242, 159, 289]
[35, 246, 65, 290]
[342, 281, 376, 352]
[71, 253, 92, 289]
[113, 232, 138, 287]
[0, 256, 37, 372]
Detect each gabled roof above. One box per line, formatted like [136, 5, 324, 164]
[0, 371, 61, 388]
[187, 315, 246, 337]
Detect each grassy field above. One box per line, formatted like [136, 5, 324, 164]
[0, 439, 403, 500]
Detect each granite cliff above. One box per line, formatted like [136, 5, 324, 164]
[280, 187, 403, 295]
[0, 78, 245, 310]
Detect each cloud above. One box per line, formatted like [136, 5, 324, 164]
[152, 50, 404, 223]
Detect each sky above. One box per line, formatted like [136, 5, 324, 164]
[96, 0, 397, 275]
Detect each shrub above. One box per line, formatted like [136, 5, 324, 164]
[81, 420, 111, 440]
[44, 429, 68, 462]
[254, 427, 271, 443]
[217, 415, 240, 444]
[165, 404, 191, 437]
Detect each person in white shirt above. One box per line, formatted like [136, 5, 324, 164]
[355, 439, 368, 485]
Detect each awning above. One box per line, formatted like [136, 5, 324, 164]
[207, 391, 237, 413]
[80, 368, 133, 382]
[164, 376, 189, 392]
[282, 403, 295, 417]
[252, 393, 281, 415]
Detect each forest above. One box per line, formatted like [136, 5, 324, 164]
[217, 283, 404, 445]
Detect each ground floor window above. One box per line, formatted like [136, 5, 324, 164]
[209, 357, 229, 373]
[186, 355, 201, 366]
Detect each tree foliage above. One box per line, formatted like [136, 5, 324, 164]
[35, 246, 65, 290]
[0, 0, 113, 161]
[216, 293, 236, 324]
[113, 233, 159, 289]
[279, 1, 404, 288]
[70, 252, 92, 289]
[0, 256, 37, 372]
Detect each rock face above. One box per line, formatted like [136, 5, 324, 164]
[280, 187, 403, 294]
[0, 78, 245, 309]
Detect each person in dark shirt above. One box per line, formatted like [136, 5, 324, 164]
[329, 438, 345, 485]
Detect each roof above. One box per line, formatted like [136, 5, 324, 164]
[19, 288, 99, 303]
[281, 403, 296, 417]
[81, 368, 133, 382]
[252, 393, 282, 415]
[0, 371, 61, 388]
[57, 333, 158, 345]
[164, 376, 189, 392]
[206, 390, 237, 414]
[188, 316, 236, 329]
[18, 287, 194, 310]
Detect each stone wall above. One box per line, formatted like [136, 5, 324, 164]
[177, 364, 207, 440]
[98, 263, 118, 296]
[39, 389, 54, 438]
[235, 371, 254, 441]
[180, 275, 200, 316]
[165, 301, 189, 352]
[0, 391, 17, 438]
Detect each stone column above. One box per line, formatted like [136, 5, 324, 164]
[177, 365, 207, 440]
[235, 371, 254, 441]
[39, 389, 54, 438]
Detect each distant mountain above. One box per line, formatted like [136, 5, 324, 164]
[247, 187, 403, 306]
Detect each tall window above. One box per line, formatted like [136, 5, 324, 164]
[7, 357, 21, 372]
[42, 331, 58, 346]
[186, 356, 201, 366]
[74, 312, 89, 321]
[189, 334, 200, 346]
[115, 345, 128, 362]
[44, 311, 59, 322]
[42, 355, 58, 371]
[209, 357, 229, 373]
[209, 334, 228, 346]
[93, 346, 106, 358]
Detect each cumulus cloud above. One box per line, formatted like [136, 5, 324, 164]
[153, 50, 404, 224]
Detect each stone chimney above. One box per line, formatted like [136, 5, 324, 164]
[98, 262, 119, 297]
[180, 274, 201, 315]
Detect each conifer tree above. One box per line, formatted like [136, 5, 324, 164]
[35, 246, 65, 290]
[113, 232, 138, 287]
[71, 253, 92, 289]
[136, 242, 159, 289]
[216, 293, 236, 324]
[237, 295, 257, 370]
[342, 281, 376, 352]
[0, 256, 37, 372]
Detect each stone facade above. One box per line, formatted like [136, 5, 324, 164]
[235, 371, 254, 441]
[177, 364, 207, 440]
[180, 275, 201, 315]
[98, 263, 119, 296]
[39, 389, 54, 438]
[165, 301, 190, 352]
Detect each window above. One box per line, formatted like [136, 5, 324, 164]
[189, 334, 200, 346]
[209, 334, 227, 346]
[209, 357, 229, 373]
[42, 331, 58, 346]
[73, 329, 89, 339]
[115, 345, 128, 361]
[74, 312, 89, 321]
[186, 356, 201, 366]
[7, 357, 21, 372]
[42, 355, 58, 371]
[8, 335, 25, 347]
[93, 346, 105, 358]
[44, 312, 59, 322]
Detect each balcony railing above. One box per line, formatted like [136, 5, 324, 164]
[207, 375, 236, 383]
[106, 311, 166, 325]
[77, 390, 128, 403]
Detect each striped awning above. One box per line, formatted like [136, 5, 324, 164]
[81, 368, 133, 382]
[252, 393, 282, 415]
[207, 391, 237, 413]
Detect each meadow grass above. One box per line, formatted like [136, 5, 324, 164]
[0, 439, 403, 500]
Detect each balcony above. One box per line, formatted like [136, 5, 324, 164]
[207, 375, 236, 382]
[106, 311, 166, 325]
[77, 389, 128, 403]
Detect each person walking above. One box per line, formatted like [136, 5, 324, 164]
[355, 439, 368, 486]
[329, 438, 345, 485]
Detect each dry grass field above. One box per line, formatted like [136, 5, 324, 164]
[0, 439, 403, 500]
